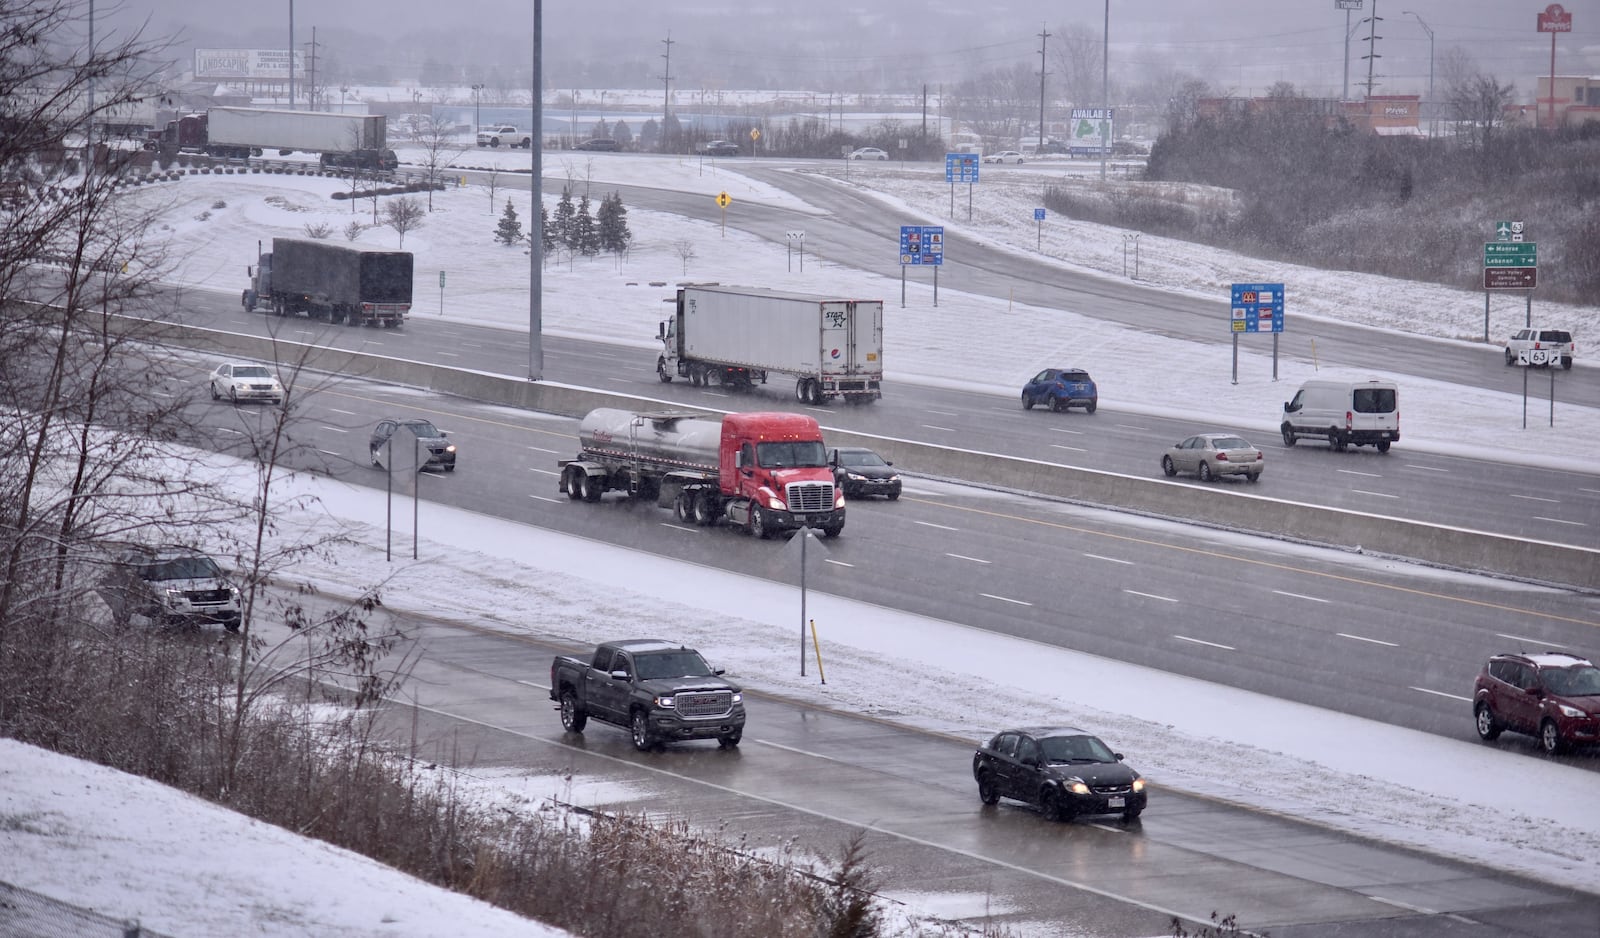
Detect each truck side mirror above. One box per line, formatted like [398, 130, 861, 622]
[657, 322, 665, 339]
[246, 265, 254, 277]
[610, 669, 629, 681]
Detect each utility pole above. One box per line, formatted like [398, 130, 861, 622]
[287, 0, 294, 109]
[1037, 25, 1050, 151]
[304, 28, 320, 110]
[1099, 0, 1110, 180]
[660, 31, 674, 153]
[1360, 0, 1383, 99]
[1403, 11, 1434, 137]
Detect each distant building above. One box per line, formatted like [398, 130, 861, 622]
[1512, 75, 1600, 129]
[1194, 94, 1420, 137]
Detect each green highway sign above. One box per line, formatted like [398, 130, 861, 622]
[1484, 242, 1536, 267]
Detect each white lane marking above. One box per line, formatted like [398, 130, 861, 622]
[1338, 632, 1398, 647]
[927, 409, 959, 417]
[527, 445, 560, 454]
[1049, 427, 1083, 435]
[1412, 686, 1472, 702]
[1051, 444, 1087, 453]
[329, 408, 357, 416]
[528, 467, 559, 476]
[435, 350, 460, 357]
[1174, 635, 1234, 650]
[945, 553, 992, 564]
[316, 449, 342, 458]
[1509, 493, 1559, 503]
[914, 520, 959, 531]
[216, 427, 242, 435]
[1534, 516, 1585, 526]
[922, 424, 955, 432]
[1497, 632, 1564, 648]
[320, 426, 350, 434]
[662, 524, 700, 533]
[1083, 553, 1133, 565]
[1368, 896, 1437, 914]
[1351, 489, 1398, 499]
[1336, 468, 1382, 478]
[1115, 424, 1147, 431]
[702, 391, 730, 398]
[1404, 464, 1449, 473]
[1271, 590, 1330, 603]
[1580, 487, 1600, 495]
[823, 558, 854, 568]
[981, 593, 1032, 606]
[1123, 589, 1178, 603]
[528, 495, 562, 504]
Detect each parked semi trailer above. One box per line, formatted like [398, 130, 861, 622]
[656, 285, 884, 405]
[243, 239, 413, 327]
[559, 408, 845, 538]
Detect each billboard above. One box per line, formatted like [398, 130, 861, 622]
[194, 49, 305, 80]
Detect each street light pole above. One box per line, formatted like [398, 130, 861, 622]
[471, 82, 484, 131]
[1402, 11, 1434, 138]
[1099, 0, 1109, 181]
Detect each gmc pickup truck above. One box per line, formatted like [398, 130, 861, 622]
[550, 639, 745, 750]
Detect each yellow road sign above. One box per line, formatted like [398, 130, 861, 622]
[716, 191, 731, 208]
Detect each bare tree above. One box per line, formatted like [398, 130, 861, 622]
[404, 113, 467, 211]
[382, 197, 425, 248]
[481, 166, 502, 214]
[673, 238, 696, 274]
[1049, 21, 1104, 108]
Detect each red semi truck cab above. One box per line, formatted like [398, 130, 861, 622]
[720, 412, 844, 533]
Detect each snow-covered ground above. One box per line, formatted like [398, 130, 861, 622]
[135, 145, 1600, 466]
[4, 149, 1597, 938]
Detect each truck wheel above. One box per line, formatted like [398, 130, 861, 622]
[747, 504, 768, 539]
[692, 492, 718, 526]
[630, 709, 655, 751]
[795, 378, 809, 402]
[718, 729, 742, 749]
[821, 523, 843, 538]
[579, 471, 602, 502]
[1281, 424, 1297, 446]
[562, 467, 583, 500]
[559, 690, 587, 732]
[1377, 439, 1391, 453]
[489, 138, 499, 147]
[675, 491, 693, 523]
[657, 358, 672, 383]
[1331, 430, 1347, 452]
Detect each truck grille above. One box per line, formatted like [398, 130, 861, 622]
[786, 481, 835, 513]
[677, 690, 734, 718]
[185, 589, 233, 606]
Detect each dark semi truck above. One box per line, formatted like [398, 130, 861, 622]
[243, 239, 413, 327]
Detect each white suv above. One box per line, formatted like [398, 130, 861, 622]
[1506, 327, 1574, 370]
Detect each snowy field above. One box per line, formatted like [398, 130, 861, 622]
[4, 149, 1597, 938]
[132, 145, 1600, 466]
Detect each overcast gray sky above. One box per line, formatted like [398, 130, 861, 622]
[98, 0, 1599, 100]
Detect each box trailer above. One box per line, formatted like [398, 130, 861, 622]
[244, 239, 412, 328]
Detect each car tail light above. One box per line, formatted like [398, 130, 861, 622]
[1255, 452, 1264, 461]
[1217, 452, 1229, 461]
[1345, 411, 1354, 430]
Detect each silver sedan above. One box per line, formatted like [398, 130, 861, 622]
[1161, 433, 1263, 483]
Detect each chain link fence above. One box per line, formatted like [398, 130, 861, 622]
[0, 881, 174, 938]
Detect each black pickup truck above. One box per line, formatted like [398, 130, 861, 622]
[550, 639, 745, 750]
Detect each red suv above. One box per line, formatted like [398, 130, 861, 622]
[1474, 652, 1600, 754]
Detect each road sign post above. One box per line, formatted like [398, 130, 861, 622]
[945, 153, 979, 219]
[786, 230, 805, 273]
[715, 191, 731, 237]
[1229, 283, 1286, 384]
[899, 225, 944, 308]
[1034, 207, 1045, 251]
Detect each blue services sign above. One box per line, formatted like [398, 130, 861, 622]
[900, 225, 944, 266]
[945, 152, 980, 183]
[1229, 282, 1284, 333]
[1034, 208, 1046, 220]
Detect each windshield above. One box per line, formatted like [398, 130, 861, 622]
[1543, 666, 1600, 696]
[401, 420, 443, 438]
[757, 440, 826, 469]
[634, 651, 714, 680]
[1038, 734, 1116, 764]
[839, 450, 887, 468]
[140, 556, 222, 581]
[234, 366, 272, 379]
[1213, 437, 1251, 450]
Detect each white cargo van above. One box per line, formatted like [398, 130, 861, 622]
[1280, 379, 1400, 453]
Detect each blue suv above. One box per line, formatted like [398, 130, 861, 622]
[1021, 368, 1097, 413]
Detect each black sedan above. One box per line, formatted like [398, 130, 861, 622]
[972, 727, 1146, 822]
[829, 446, 901, 500]
[370, 417, 457, 472]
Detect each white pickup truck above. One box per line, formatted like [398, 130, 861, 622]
[476, 125, 531, 148]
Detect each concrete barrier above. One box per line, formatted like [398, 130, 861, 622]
[138, 319, 1600, 592]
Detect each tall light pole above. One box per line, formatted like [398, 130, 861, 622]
[1099, 0, 1109, 180]
[1037, 24, 1050, 152]
[287, 0, 295, 110]
[1402, 11, 1434, 137]
[340, 84, 349, 114]
[530, 0, 544, 380]
[1336, 0, 1364, 101]
[471, 82, 484, 131]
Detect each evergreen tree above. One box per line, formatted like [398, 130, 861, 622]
[552, 186, 576, 248]
[572, 194, 600, 255]
[612, 120, 633, 149]
[494, 199, 523, 246]
[590, 118, 610, 140]
[540, 203, 554, 252]
[639, 119, 659, 152]
[597, 191, 633, 255]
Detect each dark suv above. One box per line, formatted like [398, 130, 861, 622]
[575, 138, 620, 152]
[1474, 652, 1600, 754]
[99, 546, 242, 631]
[1021, 368, 1098, 413]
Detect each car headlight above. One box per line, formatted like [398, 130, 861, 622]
[445, 444, 457, 453]
[846, 471, 866, 480]
[1068, 781, 1090, 795]
[731, 692, 742, 703]
[1557, 703, 1584, 718]
[767, 495, 785, 510]
[1132, 778, 1145, 792]
[654, 695, 676, 709]
[888, 474, 900, 482]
